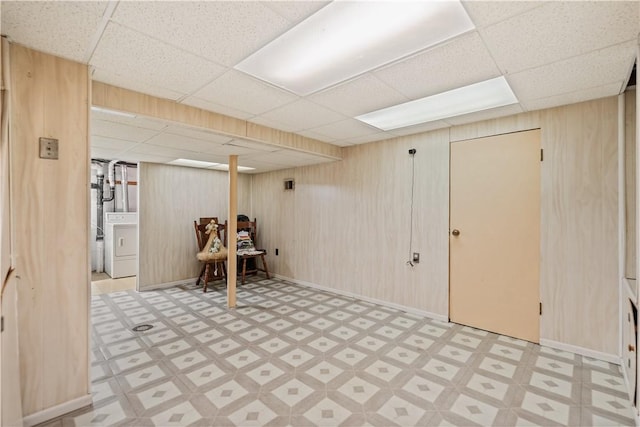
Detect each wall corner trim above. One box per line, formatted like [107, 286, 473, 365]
[138, 277, 199, 292]
[539, 338, 621, 365]
[22, 394, 92, 427]
[273, 274, 449, 323]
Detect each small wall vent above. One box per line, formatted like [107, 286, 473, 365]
[284, 179, 295, 191]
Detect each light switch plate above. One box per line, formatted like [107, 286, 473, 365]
[39, 137, 58, 159]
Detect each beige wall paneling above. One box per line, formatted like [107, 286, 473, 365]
[539, 98, 619, 356]
[252, 130, 450, 317]
[92, 82, 342, 160]
[249, 169, 297, 279]
[252, 96, 620, 357]
[10, 44, 90, 417]
[1, 36, 24, 427]
[440, 98, 618, 356]
[449, 111, 541, 143]
[625, 89, 637, 282]
[137, 163, 251, 290]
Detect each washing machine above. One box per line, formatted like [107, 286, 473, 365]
[104, 212, 137, 278]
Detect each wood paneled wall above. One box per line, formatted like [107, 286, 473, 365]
[252, 130, 451, 317]
[252, 96, 620, 356]
[625, 89, 636, 280]
[138, 163, 251, 290]
[9, 44, 90, 416]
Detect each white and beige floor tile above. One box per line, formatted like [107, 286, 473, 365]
[39, 275, 636, 426]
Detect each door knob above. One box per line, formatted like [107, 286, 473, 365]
[452, 229, 460, 236]
[630, 344, 635, 352]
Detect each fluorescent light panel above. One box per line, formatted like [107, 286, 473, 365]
[168, 158, 218, 168]
[356, 77, 518, 131]
[235, 1, 474, 95]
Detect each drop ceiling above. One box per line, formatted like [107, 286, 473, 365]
[2, 1, 638, 173]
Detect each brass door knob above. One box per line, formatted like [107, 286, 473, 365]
[630, 344, 635, 352]
[452, 229, 460, 236]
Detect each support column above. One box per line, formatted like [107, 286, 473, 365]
[227, 155, 238, 308]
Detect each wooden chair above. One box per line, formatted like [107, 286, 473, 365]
[194, 218, 226, 292]
[224, 218, 270, 285]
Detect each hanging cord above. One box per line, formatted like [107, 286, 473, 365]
[407, 149, 416, 266]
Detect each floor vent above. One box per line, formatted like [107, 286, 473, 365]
[132, 324, 153, 332]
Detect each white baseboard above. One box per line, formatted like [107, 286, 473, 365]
[138, 277, 199, 291]
[539, 338, 622, 365]
[273, 274, 449, 323]
[23, 394, 92, 427]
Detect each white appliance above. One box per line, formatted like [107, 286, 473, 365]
[104, 212, 137, 278]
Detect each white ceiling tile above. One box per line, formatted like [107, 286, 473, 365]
[90, 22, 227, 98]
[1, 1, 107, 63]
[91, 147, 123, 160]
[179, 97, 254, 121]
[296, 129, 338, 143]
[521, 82, 624, 112]
[246, 116, 297, 133]
[462, 1, 546, 28]
[111, 1, 292, 67]
[255, 100, 347, 132]
[225, 139, 281, 153]
[128, 143, 190, 158]
[120, 153, 174, 164]
[164, 126, 233, 144]
[307, 119, 381, 141]
[263, 1, 329, 25]
[387, 120, 451, 137]
[91, 110, 169, 131]
[444, 103, 524, 126]
[91, 135, 139, 152]
[203, 144, 263, 156]
[309, 74, 409, 116]
[191, 70, 298, 116]
[92, 119, 160, 142]
[145, 133, 221, 153]
[373, 32, 501, 99]
[336, 132, 392, 146]
[92, 68, 185, 101]
[479, 1, 639, 74]
[508, 42, 634, 102]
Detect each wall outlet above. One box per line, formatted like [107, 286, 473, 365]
[412, 252, 420, 263]
[39, 137, 59, 159]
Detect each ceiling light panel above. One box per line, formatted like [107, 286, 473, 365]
[235, 1, 474, 95]
[356, 77, 518, 131]
[168, 159, 218, 168]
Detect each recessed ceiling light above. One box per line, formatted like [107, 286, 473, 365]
[235, 1, 474, 95]
[356, 77, 518, 131]
[168, 158, 219, 168]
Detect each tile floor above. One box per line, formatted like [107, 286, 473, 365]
[41, 276, 635, 426]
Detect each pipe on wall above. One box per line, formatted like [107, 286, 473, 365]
[120, 163, 129, 212]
